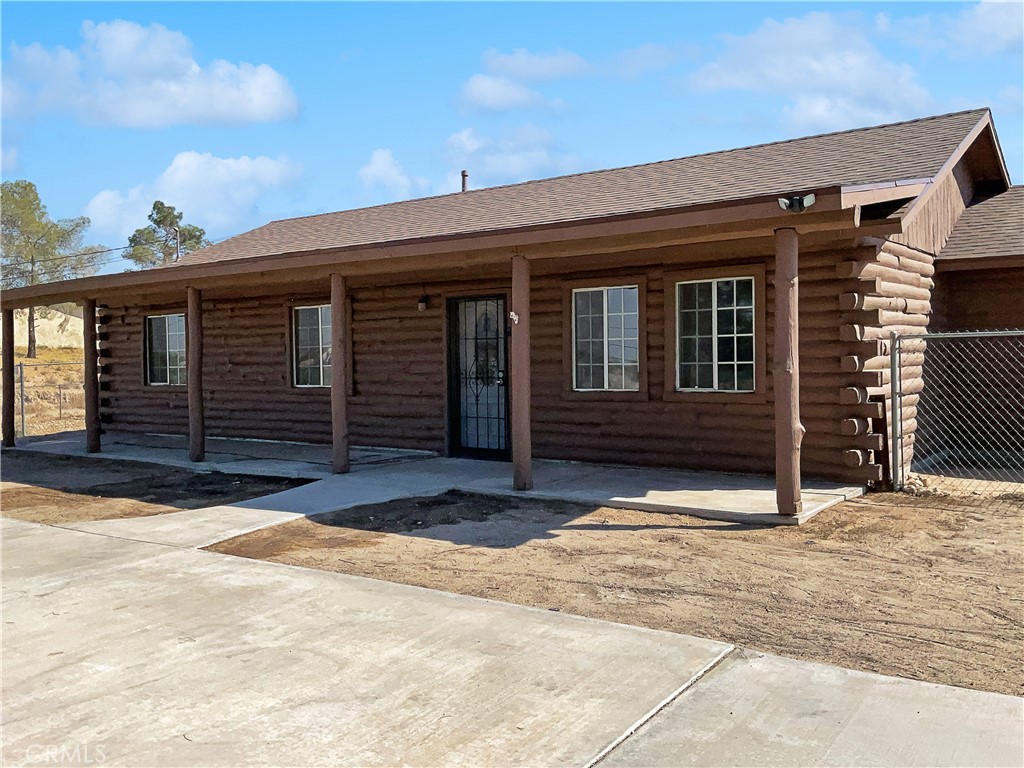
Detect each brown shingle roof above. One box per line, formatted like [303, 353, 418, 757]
[938, 186, 1024, 262]
[178, 109, 990, 267]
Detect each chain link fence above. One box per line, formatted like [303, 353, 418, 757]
[0, 362, 86, 438]
[890, 330, 1024, 504]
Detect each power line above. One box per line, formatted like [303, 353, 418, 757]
[2, 243, 134, 269]
[3, 237, 225, 270]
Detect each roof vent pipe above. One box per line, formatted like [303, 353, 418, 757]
[461, 170, 468, 192]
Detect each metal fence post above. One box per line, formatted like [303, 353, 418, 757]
[17, 362, 25, 438]
[889, 332, 900, 490]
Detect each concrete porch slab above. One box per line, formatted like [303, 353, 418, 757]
[373, 458, 862, 525]
[11, 430, 431, 479]
[455, 460, 862, 525]
[9, 432, 862, 533]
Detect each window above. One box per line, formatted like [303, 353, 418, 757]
[293, 305, 331, 387]
[145, 313, 186, 386]
[572, 285, 640, 391]
[677, 277, 755, 392]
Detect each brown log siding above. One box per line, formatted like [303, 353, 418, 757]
[98, 242, 894, 483]
[931, 267, 1024, 332]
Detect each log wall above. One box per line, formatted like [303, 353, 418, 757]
[931, 266, 1024, 332]
[840, 159, 979, 477]
[98, 241, 902, 484]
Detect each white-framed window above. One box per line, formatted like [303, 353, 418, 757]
[145, 313, 186, 386]
[293, 305, 331, 387]
[676, 277, 755, 392]
[572, 285, 640, 391]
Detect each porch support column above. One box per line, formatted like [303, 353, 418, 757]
[774, 228, 804, 517]
[83, 298, 101, 453]
[510, 254, 533, 490]
[2, 308, 15, 448]
[330, 272, 350, 473]
[187, 286, 205, 462]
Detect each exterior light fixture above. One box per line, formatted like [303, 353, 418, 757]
[417, 295, 429, 312]
[778, 193, 816, 213]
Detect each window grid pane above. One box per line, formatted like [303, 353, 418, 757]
[677, 277, 755, 393]
[294, 305, 331, 387]
[146, 314, 185, 386]
[572, 286, 639, 392]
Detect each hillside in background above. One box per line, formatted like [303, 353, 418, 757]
[1, 307, 84, 350]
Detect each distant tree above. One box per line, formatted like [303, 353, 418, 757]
[126, 201, 209, 269]
[1, 180, 103, 358]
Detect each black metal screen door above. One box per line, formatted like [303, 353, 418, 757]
[448, 296, 510, 460]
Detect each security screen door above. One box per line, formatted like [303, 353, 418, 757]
[447, 296, 510, 460]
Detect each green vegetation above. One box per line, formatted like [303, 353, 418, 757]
[1, 180, 103, 358]
[126, 201, 209, 269]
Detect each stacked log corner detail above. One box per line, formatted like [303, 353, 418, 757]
[837, 238, 934, 482]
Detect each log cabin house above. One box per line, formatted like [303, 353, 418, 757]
[2, 108, 1019, 517]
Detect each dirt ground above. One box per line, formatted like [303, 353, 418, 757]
[0, 451, 307, 524]
[209, 489, 1024, 696]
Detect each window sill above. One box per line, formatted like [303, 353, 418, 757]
[562, 388, 649, 403]
[662, 389, 767, 405]
[145, 384, 187, 390]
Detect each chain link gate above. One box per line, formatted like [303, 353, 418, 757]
[890, 330, 1024, 497]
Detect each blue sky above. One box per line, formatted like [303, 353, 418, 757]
[2, 1, 1021, 273]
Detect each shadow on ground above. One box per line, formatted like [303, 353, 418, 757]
[0, 451, 308, 524]
[205, 488, 774, 559]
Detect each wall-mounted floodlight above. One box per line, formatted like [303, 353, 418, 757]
[778, 193, 816, 213]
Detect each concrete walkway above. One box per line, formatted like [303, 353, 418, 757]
[14, 432, 862, 528]
[2, 517, 1021, 767]
[16, 430, 430, 479]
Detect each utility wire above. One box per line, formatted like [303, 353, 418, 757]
[3, 236, 227, 270]
[3, 243, 136, 268]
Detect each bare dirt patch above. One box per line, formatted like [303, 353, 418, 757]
[209, 489, 1024, 696]
[1, 451, 308, 524]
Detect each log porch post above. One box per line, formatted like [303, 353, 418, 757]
[2, 308, 15, 448]
[83, 298, 101, 453]
[330, 272, 350, 473]
[510, 255, 533, 490]
[774, 228, 804, 516]
[187, 286, 205, 462]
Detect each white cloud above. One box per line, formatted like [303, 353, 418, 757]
[875, 2, 1022, 57]
[951, 1, 1023, 53]
[610, 44, 678, 78]
[357, 149, 428, 201]
[1, 147, 17, 174]
[3, 19, 298, 128]
[460, 43, 684, 112]
[482, 48, 589, 81]
[460, 47, 588, 112]
[460, 74, 562, 111]
[442, 125, 577, 191]
[84, 151, 301, 240]
[691, 12, 931, 130]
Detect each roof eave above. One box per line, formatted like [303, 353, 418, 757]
[901, 110, 1010, 231]
[0, 185, 889, 310]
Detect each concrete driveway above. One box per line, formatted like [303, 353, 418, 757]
[2, 517, 1021, 767]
